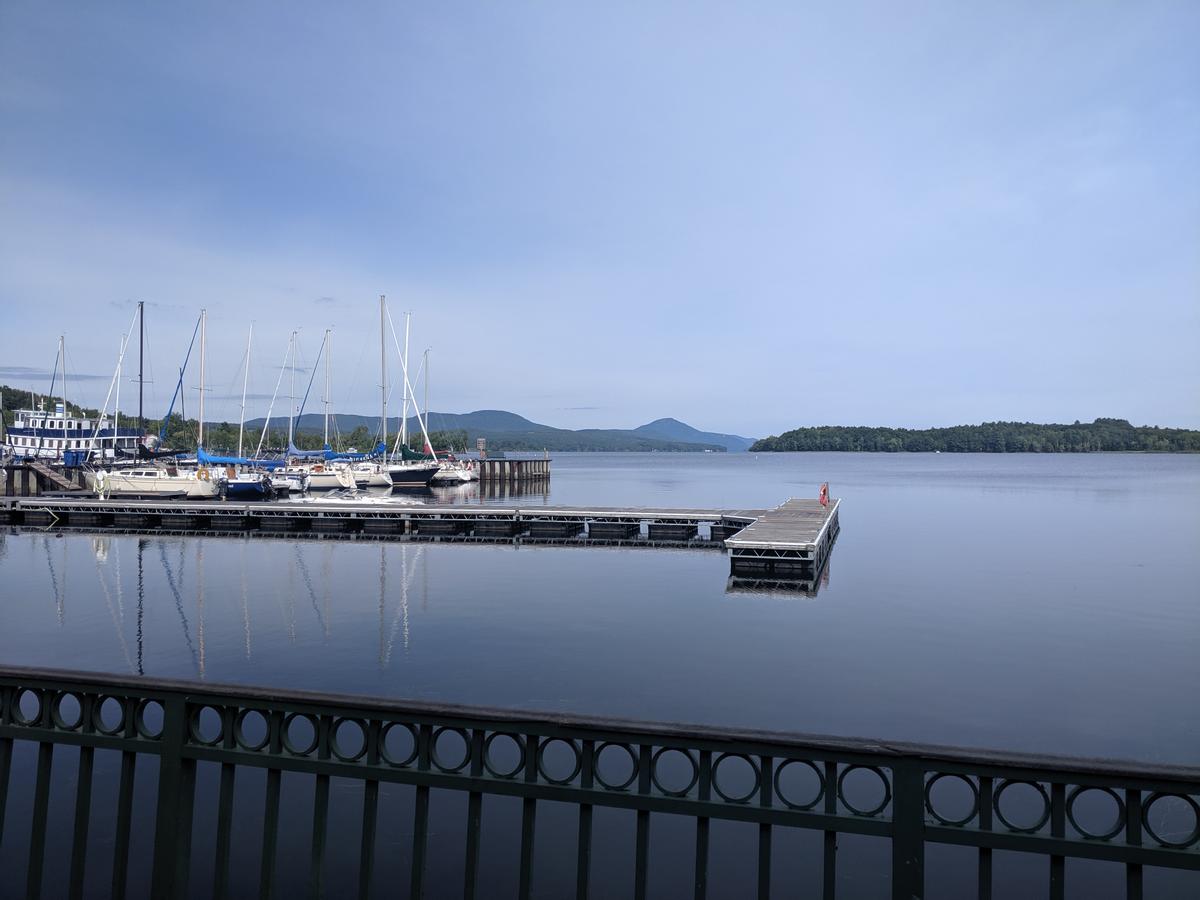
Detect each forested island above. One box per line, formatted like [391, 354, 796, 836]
[751, 419, 1200, 453]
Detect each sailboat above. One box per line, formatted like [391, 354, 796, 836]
[215, 324, 273, 499]
[381, 301, 439, 488]
[92, 310, 221, 499]
[420, 351, 477, 484]
[282, 329, 355, 491]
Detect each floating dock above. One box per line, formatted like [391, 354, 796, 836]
[0, 495, 838, 580]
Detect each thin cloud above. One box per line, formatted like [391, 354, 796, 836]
[0, 366, 110, 381]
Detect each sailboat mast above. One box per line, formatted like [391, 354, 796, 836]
[60, 335, 67, 446]
[380, 295, 387, 452]
[238, 324, 253, 458]
[198, 309, 206, 449]
[138, 300, 144, 432]
[288, 330, 297, 449]
[423, 348, 429, 450]
[401, 312, 411, 447]
[323, 327, 331, 446]
[115, 334, 122, 447]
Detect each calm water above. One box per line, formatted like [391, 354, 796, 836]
[2, 451, 1198, 762]
[1, 453, 1197, 899]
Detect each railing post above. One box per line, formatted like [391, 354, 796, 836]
[891, 761, 925, 900]
[151, 695, 193, 899]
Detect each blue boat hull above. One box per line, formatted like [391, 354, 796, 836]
[225, 480, 269, 499]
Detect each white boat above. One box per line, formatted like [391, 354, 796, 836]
[277, 462, 354, 491]
[431, 460, 475, 483]
[350, 461, 393, 488]
[269, 471, 306, 493]
[90, 464, 222, 499]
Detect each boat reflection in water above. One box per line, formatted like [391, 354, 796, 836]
[24, 532, 431, 688]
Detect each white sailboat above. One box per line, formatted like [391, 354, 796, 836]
[91, 310, 221, 499]
[285, 329, 355, 491]
[382, 301, 439, 488]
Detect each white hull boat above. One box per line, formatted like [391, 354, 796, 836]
[90, 466, 222, 499]
[351, 462, 394, 488]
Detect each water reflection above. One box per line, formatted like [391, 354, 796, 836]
[726, 557, 833, 598]
[19, 532, 440, 687]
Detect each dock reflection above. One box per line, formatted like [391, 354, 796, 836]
[725, 557, 833, 598]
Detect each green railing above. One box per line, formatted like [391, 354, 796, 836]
[0, 666, 1196, 898]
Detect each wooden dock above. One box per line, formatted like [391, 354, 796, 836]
[725, 497, 841, 577]
[0, 495, 838, 580]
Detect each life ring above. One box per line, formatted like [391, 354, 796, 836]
[198, 468, 211, 481]
[313, 464, 324, 473]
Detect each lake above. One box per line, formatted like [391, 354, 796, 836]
[3, 451, 1196, 763]
[1, 452, 1197, 898]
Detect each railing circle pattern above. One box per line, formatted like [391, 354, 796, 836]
[594, 742, 639, 792]
[537, 738, 583, 785]
[234, 708, 271, 751]
[993, 779, 1051, 834]
[134, 698, 164, 740]
[924, 773, 980, 827]
[331, 717, 368, 762]
[837, 765, 892, 818]
[650, 747, 699, 798]
[50, 691, 83, 731]
[378, 722, 419, 768]
[93, 694, 126, 735]
[1065, 785, 1125, 841]
[773, 759, 825, 811]
[431, 727, 471, 774]
[1142, 792, 1200, 849]
[712, 753, 761, 804]
[281, 713, 318, 757]
[483, 732, 526, 779]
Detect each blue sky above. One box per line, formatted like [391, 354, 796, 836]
[1, 2, 1197, 436]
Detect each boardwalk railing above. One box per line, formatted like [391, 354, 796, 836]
[0, 666, 1197, 898]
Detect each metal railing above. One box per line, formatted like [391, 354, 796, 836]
[0, 665, 1197, 898]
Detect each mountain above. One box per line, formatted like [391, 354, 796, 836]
[244, 410, 737, 452]
[633, 418, 755, 452]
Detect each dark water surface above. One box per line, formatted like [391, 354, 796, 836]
[1, 453, 1197, 899]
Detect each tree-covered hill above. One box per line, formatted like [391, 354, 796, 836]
[751, 419, 1200, 453]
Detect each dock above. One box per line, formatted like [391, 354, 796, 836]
[0, 495, 839, 580]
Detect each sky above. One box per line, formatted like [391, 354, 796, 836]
[1, 2, 1197, 437]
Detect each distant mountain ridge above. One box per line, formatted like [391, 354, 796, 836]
[244, 409, 754, 452]
[633, 418, 755, 452]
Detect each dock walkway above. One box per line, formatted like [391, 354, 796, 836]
[0, 495, 838, 578]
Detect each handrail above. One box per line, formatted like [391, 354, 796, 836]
[1, 664, 1197, 899]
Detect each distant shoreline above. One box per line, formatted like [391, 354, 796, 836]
[750, 419, 1199, 453]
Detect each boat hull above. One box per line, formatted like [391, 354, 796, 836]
[388, 463, 439, 488]
[225, 478, 270, 499]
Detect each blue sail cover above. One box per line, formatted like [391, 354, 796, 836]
[197, 447, 284, 470]
[287, 442, 333, 459]
[324, 442, 386, 461]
